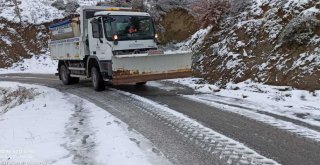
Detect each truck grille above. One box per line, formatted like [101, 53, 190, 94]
[113, 48, 156, 55]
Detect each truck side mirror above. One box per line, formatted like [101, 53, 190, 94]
[91, 18, 103, 43]
[98, 20, 103, 43]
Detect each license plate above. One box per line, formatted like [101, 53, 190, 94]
[148, 50, 164, 55]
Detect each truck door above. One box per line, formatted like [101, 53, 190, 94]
[88, 17, 109, 60]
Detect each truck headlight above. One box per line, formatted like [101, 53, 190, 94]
[154, 34, 160, 45]
[113, 35, 119, 45]
[113, 35, 118, 40]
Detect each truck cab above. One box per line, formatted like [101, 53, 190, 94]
[87, 11, 158, 61]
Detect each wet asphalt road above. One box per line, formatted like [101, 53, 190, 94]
[1, 73, 320, 165]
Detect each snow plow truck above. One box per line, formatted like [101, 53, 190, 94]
[49, 6, 192, 91]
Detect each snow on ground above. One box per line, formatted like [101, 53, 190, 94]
[0, 53, 57, 74]
[175, 26, 213, 51]
[163, 26, 213, 53]
[167, 78, 320, 127]
[0, 82, 169, 165]
[0, 0, 64, 24]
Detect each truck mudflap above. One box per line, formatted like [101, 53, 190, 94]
[111, 52, 192, 84]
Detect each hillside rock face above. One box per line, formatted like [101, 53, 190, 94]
[159, 9, 198, 44]
[0, 0, 64, 68]
[194, 0, 320, 91]
[0, 19, 49, 68]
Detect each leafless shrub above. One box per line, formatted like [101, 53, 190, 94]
[65, 0, 80, 15]
[12, 0, 22, 24]
[228, 0, 252, 16]
[51, 0, 66, 10]
[279, 12, 320, 45]
[146, 0, 191, 22]
[131, 0, 144, 10]
[0, 86, 39, 114]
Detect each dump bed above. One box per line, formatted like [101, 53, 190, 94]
[49, 17, 87, 60]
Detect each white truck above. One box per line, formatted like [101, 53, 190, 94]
[49, 6, 192, 91]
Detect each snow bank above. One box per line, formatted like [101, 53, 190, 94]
[168, 78, 320, 128]
[0, 53, 57, 74]
[0, 82, 73, 164]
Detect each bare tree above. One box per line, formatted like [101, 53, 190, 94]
[52, 0, 66, 10]
[12, 0, 22, 24]
[65, 0, 80, 15]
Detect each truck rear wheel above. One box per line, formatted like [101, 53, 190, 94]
[91, 66, 105, 91]
[60, 65, 72, 85]
[59, 64, 80, 85]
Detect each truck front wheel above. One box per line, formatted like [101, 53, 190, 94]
[91, 67, 105, 91]
[60, 65, 72, 85]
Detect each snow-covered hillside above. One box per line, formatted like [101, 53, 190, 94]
[0, 0, 64, 24]
[0, 20, 49, 68]
[0, 0, 121, 69]
[0, 0, 63, 68]
[191, 0, 320, 90]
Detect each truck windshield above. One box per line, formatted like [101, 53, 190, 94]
[104, 15, 155, 41]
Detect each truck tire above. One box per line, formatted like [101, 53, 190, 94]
[136, 82, 147, 86]
[60, 65, 72, 85]
[71, 77, 80, 84]
[91, 66, 105, 91]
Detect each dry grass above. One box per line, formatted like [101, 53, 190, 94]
[0, 86, 39, 114]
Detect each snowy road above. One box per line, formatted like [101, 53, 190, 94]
[1, 74, 320, 165]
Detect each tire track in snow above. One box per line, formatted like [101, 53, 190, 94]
[113, 89, 280, 165]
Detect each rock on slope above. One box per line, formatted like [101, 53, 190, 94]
[193, 0, 320, 91]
